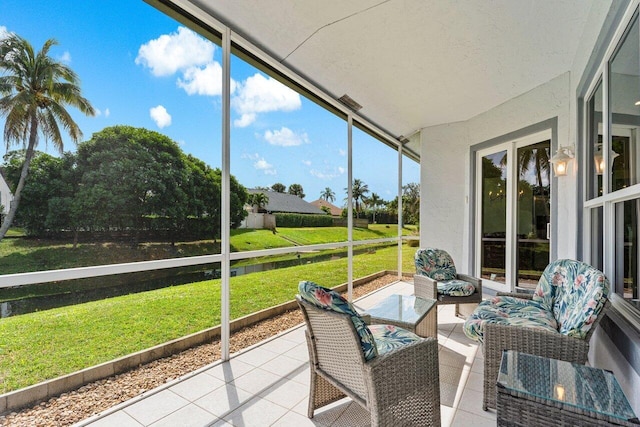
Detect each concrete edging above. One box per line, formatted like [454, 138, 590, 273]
[0, 270, 406, 414]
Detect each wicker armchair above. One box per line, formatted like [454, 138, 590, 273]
[414, 247, 482, 317]
[296, 281, 440, 427]
[462, 259, 610, 411]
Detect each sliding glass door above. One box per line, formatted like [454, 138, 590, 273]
[476, 132, 551, 290]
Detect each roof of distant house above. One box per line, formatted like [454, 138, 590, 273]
[310, 199, 342, 216]
[247, 189, 324, 215]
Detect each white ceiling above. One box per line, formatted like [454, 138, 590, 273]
[190, 0, 598, 145]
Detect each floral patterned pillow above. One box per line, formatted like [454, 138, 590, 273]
[298, 280, 378, 361]
[415, 248, 457, 281]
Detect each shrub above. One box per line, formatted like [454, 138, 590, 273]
[274, 213, 333, 227]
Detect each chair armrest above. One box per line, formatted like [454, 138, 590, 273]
[413, 274, 438, 300]
[496, 292, 533, 300]
[352, 304, 371, 325]
[364, 338, 440, 425]
[457, 273, 482, 294]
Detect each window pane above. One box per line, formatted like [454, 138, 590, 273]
[352, 125, 398, 241]
[590, 206, 604, 272]
[229, 55, 347, 250]
[610, 15, 640, 192]
[587, 81, 603, 199]
[480, 151, 508, 283]
[615, 200, 639, 300]
[516, 141, 550, 289]
[1, 13, 223, 274]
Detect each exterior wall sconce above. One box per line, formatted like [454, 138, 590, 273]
[549, 145, 575, 177]
[593, 143, 619, 175]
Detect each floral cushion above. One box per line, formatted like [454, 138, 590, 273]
[298, 280, 378, 361]
[463, 296, 558, 343]
[533, 260, 609, 338]
[438, 279, 476, 296]
[415, 248, 457, 281]
[369, 324, 422, 356]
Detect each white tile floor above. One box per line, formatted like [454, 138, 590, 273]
[75, 282, 497, 426]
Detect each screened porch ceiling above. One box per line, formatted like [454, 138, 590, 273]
[176, 0, 602, 158]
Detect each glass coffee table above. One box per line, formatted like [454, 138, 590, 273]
[497, 350, 639, 426]
[365, 294, 437, 338]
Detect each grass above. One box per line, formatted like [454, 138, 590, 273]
[0, 243, 416, 393]
[0, 224, 417, 275]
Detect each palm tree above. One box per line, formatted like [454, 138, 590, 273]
[0, 33, 94, 241]
[367, 192, 382, 223]
[250, 192, 269, 212]
[320, 187, 335, 202]
[345, 178, 369, 218]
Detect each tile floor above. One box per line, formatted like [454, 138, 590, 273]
[75, 282, 496, 426]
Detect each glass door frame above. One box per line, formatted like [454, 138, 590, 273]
[474, 129, 553, 292]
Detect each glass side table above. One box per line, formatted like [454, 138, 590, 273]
[365, 294, 437, 338]
[497, 350, 639, 426]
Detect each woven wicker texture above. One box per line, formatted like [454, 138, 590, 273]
[297, 296, 441, 426]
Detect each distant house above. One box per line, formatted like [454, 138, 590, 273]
[247, 189, 324, 215]
[241, 189, 325, 229]
[0, 170, 13, 215]
[310, 199, 342, 217]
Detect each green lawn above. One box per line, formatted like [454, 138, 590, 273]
[0, 225, 417, 275]
[0, 243, 416, 393]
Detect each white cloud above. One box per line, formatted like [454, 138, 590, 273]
[264, 127, 309, 147]
[0, 26, 8, 39]
[339, 149, 346, 156]
[136, 26, 215, 77]
[242, 152, 260, 161]
[302, 160, 312, 166]
[254, 157, 276, 175]
[309, 167, 346, 180]
[177, 62, 237, 96]
[95, 108, 102, 117]
[232, 73, 301, 127]
[150, 105, 172, 128]
[104, 108, 110, 118]
[59, 51, 71, 63]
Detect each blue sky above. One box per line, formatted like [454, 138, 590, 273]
[1, 0, 419, 204]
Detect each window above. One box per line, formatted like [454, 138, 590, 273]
[584, 10, 640, 309]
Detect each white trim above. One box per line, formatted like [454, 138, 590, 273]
[398, 143, 403, 280]
[347, 115, 354, 302]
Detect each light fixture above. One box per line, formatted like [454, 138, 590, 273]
[549, 145, 575, 177]
[554, 384, 566, 401]
[593, 143, 619, 175]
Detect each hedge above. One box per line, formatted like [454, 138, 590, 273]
[274, 213, 333, 227]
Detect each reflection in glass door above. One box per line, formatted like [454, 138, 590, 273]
[480, 151, 508, 285]
[516, 141, 550, 288]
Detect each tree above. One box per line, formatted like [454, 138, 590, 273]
[271, 182, 286, 193]
[0, 33, 95, 241]
[320, 187, 335, 202]
[345, 178, 369, 218]
[288, 183, 305, 198]
[402, 182, 420, 225]
[248, 192, 269, 212]
[367, 192, 383, 223]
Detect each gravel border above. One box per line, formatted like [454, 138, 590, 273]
[0, 274, 406, 427]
